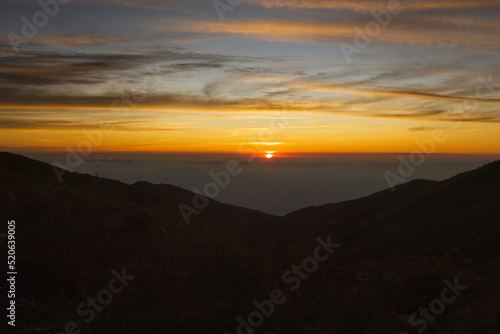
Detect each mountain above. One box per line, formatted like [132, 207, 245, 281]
[284, 160, 500, 259]
[0, 152, 498, 334]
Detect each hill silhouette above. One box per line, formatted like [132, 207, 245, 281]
[0, 152, 498, 334]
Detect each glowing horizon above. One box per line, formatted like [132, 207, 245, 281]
[1, 0, 499, 155]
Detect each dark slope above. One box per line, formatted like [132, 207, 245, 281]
[286, 159, 500, 222]
[282, 161, 500, 261]
[284, 178, 438, 225]
[276, 161, 500, 334]
[1, 152, 499, 334]
[0, 152, 283, 333]
[0, 151, 281, 238]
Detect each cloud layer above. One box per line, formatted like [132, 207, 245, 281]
[1, 0, 499, 153]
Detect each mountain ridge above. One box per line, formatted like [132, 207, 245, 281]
[1, 151, 499, 334]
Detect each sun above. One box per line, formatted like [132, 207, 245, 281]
[265, 151, 275, 159]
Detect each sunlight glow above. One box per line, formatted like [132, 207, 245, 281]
[265, 151, 276, 159]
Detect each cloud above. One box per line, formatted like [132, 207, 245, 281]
[407, 126, 437, 132]
[0, 115, 193, 131]
[143, 17, 500, 54]
[0, 43, 285, 89]
[244, 0, 500, 11]
[298, 83, 500, 103]
[172, 62, 224, 71]
[0, 51, 153, 86]
[0, 118, 85, 129]
[11, 0, 497, 11]
[34, 33, 133, 47]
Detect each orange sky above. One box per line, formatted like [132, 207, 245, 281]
[1, 0, 500, 155]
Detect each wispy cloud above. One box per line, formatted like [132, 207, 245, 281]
[245, 0, 500, 11]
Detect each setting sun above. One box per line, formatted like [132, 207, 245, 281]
[265, 152, 275, 159]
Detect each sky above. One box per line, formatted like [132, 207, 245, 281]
[1, 0, 500, 157]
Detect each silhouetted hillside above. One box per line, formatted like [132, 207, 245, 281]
[284, 160, 500, 259]
[0, 152, 498, 334]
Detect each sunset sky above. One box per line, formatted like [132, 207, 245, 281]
[1, 0, 500, 156]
